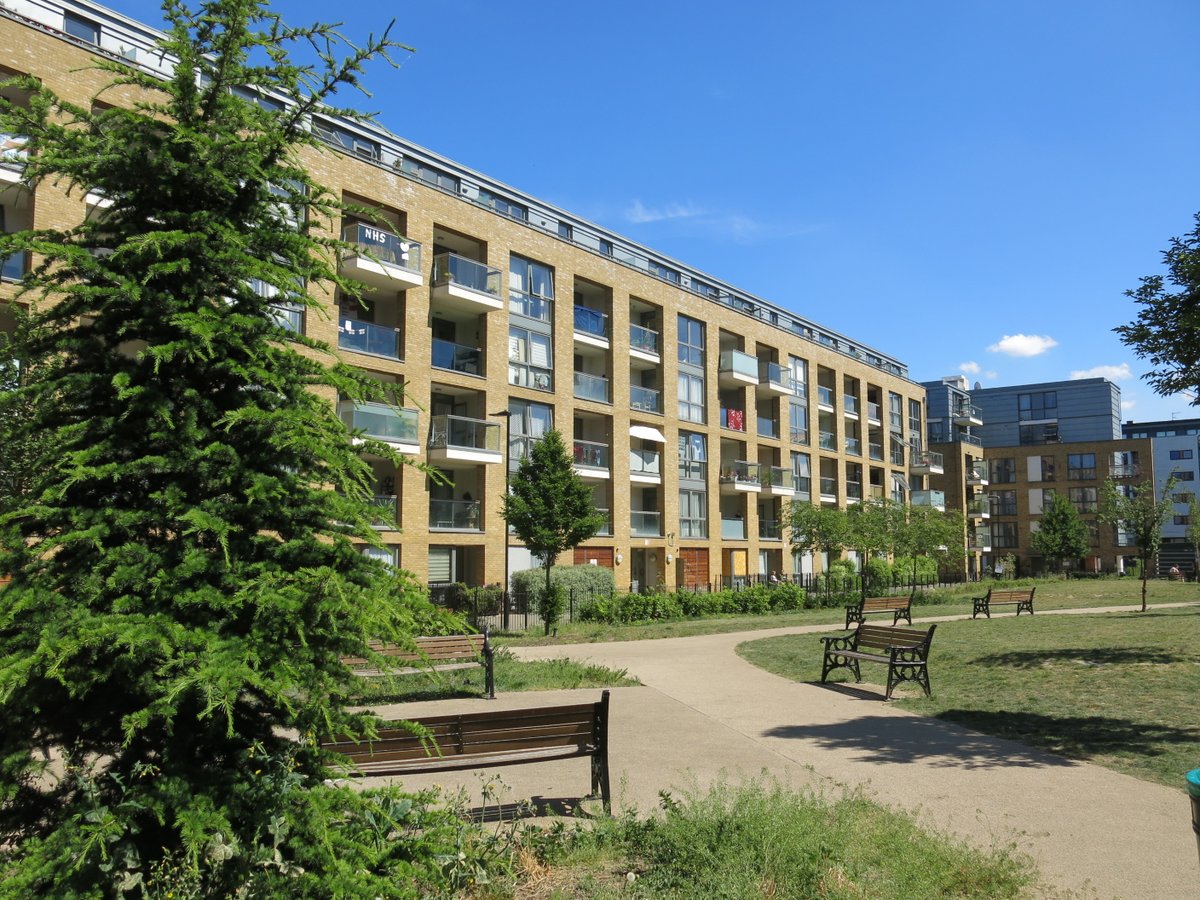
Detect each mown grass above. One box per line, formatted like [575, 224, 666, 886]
[736, 605, 1200, 788]
[346, 649, 638, 705]
[486, 779, 1037, 898]
[496, 576, 1198, 647]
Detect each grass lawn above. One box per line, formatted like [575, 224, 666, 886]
[736, 605, 1200, 789]
[496, 577, 1199, 647]
[346, 649, 638, 705]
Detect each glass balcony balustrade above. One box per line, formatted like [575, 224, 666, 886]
[342, 222, 421, 274]
[720, 407, 746, 431]
[720, 517, 746, 540]
[720, 460, 760, 485]
[630, 384, 661, 414]
[432, 338, 482, 375]
[759, 519, 782, 540]
[763, 466, 794, 490]
[573, 305, 608, 338]
[594, 508, 612, 536]
[819, 476, 837, 497]
[573, 371, 610, 402]
[819, 431, 837, 451]
[846, 481, 863, 501]
[339, 402, 419, 445]
[1, 250, 27, 281]
[844, 395, 860, 416]
[432, 252, 502, 298]
[911, 489, 946, 508]
[817, 385, 835, 407]
[630, 448, 661, 476]
[629, 323, 659, 354]
[429, 499, 482, 530]
[868, 442, 883, 461]
[368, 494, 397, 529]
[428, 415, 500, 452]
[0, 133, 28, 171]
[573, 439, 610, 470]
[845, 436, 861, 455]
[758, 361, 793, 392]
[338, 318, 400, 358]
[718, 349, 758, 379]
[631, 510, 662, 536]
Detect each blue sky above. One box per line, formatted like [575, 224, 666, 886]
[110, 0, 1200, 422]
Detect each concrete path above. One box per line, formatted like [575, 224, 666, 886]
[376, 604, 1200, 899]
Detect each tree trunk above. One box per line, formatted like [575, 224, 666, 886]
[1140, 552, 1149, 612]
[543, 562, 553, 636]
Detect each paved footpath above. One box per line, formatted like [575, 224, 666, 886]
[378, 604, 1200, 899]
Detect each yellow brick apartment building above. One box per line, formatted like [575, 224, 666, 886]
[0, 0, 935, 591]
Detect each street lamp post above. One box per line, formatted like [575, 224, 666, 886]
[490, 409, 512, 631]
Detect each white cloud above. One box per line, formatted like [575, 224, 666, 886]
[986, 370, 998, 379]
[987, 334, 1058, 357]
[625, 199, 704, 224]
[1070, 363, 1133, 382]
[959, 361, 981, 375]
[1121, 399, 1136, 412]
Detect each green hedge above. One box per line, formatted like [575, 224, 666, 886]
[578, 582, 813, 625]
[512, 564, 616, 600]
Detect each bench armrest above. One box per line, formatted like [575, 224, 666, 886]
[821, 634, 854, 651]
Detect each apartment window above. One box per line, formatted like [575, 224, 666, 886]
[908, 399, 921, 440]
[1039, 488, 1057, 509]
[1069, 486, 1098, 513]
[508, 326, 553, 391]
[679, 489, 708, 538]
[1172, 492, 1195, 503]
[1019, 391, 1057, 421]
[650, 260, 680, 284]
[1174, 515, 1191, 526]
[1169, 449, 1194, 460]
[678, 432, 707, 481]
[509, 254, 554, 321]
[789, 402, 809, 444]
[1020, 423, 1060, 444]
[678, 315, 705, 367]
[678, 372, 705, 424]
[991, 522, 1019, 549]
[1040, 455, 1056, 481]
[792, 452, 811, 497]
[1061, 454, 1092, 482]
[889, 392, 903, 432]
[508, 400, 553, 465]
[64, 12, 100, 43]
[990, 490, 1017, 516]
[990, 457, 1017, 484]
[789, 356, 808, 399]
[557, 221, 573, 241]
[400, 157, 459, 192]
[690, 278, 718, 300]
[1174, 470, 1196, 481]
[479, 187, 526, 221]
[598, 238, 613, 256]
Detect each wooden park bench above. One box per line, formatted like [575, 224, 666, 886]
[971, 587, 1035, 619]
[844, 595, 913, 629]
[820, 624, 936, 700]
[341, 631, 496, 699]
[321, 690, 612, 812]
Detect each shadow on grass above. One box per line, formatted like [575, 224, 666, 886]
[764, 707, 1197, 770]
[972, 646, 1186, 668]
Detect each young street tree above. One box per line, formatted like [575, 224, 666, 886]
[0, 1, 457, 893]
[1030, 492, 1090, 574]
[787, 500, 850, 578]
[894, 505, 966, 590]
[1099, 477, 1176, 611]
[502, 428, 605, 634]
[845, 497, 904, 595]
[1114, 211, 1200, 401]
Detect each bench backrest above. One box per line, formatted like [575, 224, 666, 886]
[342, 633, 487, 667]
[860, 596, 911, 612]
[855, 623, 935, 654]
[324, 693, 608, 765]
[987, 588, 1034, 602]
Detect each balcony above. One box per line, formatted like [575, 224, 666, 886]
[890, 444, 905, 466]
[718, 349, 758, 388]
[1110, 463, 1140, 479]
[594, 508, 612, 536]
[845, 436, 861, 456]
[509, 289, 552, 322]
[573, 371, 610, 403]
[630, 448, 662, 484]
[757, 361, 794, 396]
[866, 402, 882, 425]
[1068, 467, 1097, 481]
[340, 222, 423, 290]
[629, 323, 660, 362]
[720, 460, 761, 494]
[911, 490, 946, 511]
[794, 477, 812, 500]
[953, 403, 984, 427]
[427, 414, 502, 465]
[910, 449, 944, 475]
[818, 431, 837, 452]
[967, 497, 990, 519]
[338, 401, 420, 454]
[1, 250, 27, 281]
[720, 407, 747, 432]
[843, 395, 860, 418]
[631, 510, 662, 537]
[429, 499, 482, 531]
[573, 439, 610, 479]
[430, 253, 503, 313]
[720, 517, 746, 540]
[432, 338, 483, 376]
[757, 417, 779, 439]
[967, 460, 989, 486]
[368, 494, 398, 530]
[762, 466, 795, 496]
[967, 531, 992, 552]
[573, 305, 609, 348]
[819, 476, 838, 501]
[817, 385, 835, 410]
[630, 384, 661, 415]
[0, 133, 28, 183]
[868, 442, 884, 461]
[338, 318, 401, 359]
[846, 481, 863, 502]
[758, 519, 783, 540]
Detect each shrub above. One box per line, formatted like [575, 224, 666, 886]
[512, 564, 615, 606]
[864, 556, 894, 590]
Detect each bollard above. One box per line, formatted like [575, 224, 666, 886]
[1189, 769, 1200, 866]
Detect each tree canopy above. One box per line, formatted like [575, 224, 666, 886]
[1029, 493, 1090, 573]
[1115, 211, 1200, 402]
[0, 0, 459, 893]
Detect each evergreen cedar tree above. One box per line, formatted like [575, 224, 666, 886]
[0, 0, 472, 893]
[502, 429, 604, 633]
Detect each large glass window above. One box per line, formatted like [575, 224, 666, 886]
[1039, 456, 1056, 481]
[1069, 486, 1098, 512]
[889, 392, 903, 432]
[679, 489, 708, 538]
[1170, 448, 1195, 460]
[991, 522, 1019, 549]
[990, 457, 1017, 483]
[510, 254, 554, 321]
[678, 432, 707, 480]
[508, 326, 553, 391]
[791, 452, 811, 497]
[788, 356, 808, 399]
[64, 12, 100, 43]
[678, 315, 705, 367]
[1067, 453, 1096, 480]
[908, 398, 922, 440]
[990, 490, 1017, 516]
[1019, 391, 1057, 421]
[508, 400, 553, 466]
[678, 372, 705, 424]
[789, 402, 809, 444]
